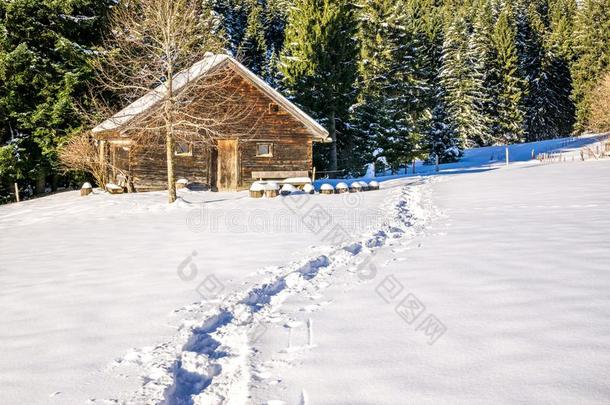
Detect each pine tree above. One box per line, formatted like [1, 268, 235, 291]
[238, 2, 267, 76]
[351, 0, 396, 173]
[264, 0, 290, 84]
[428, 95, 462, 162]
[469, 0, 500, 145]
[280, 0, 358, 172]
[439, 7, 488, 147]
[213, 0, 290, 83]
[264, 0, 290, 55]
[514, 0, 562, 140]
[385, 0, 435, 167]
[353, 0, 436, 172]
[548, 0, 577, 61]
[422, 0, 463, 162]
[546, 0, 577, 136]
[571, 0, 610, 132]
[0, 0, 113, 196]
[212, 0, 250, 54]
[493, 3, 526, 144]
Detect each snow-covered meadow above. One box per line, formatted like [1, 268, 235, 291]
[1, 136, 610, 404]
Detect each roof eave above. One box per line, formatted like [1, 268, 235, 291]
[92, 54, 331, 143]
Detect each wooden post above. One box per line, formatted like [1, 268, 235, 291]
[98, 140, 107, 185]
[14, 182, 20, 202]
[412, 160, 416, 174]
[311, 166, 316, 183]
[435, 155, 439, 172]
[307, 318, 314, 347]
[505, 145, 509, 166]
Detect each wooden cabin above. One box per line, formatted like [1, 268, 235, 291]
[92, 54, 329, 192]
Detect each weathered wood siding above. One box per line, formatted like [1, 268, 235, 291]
[224, 66, 314, 189]
[240, 138, 313, 187]
[128, 143, 212, 192]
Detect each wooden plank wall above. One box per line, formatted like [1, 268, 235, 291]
[128, 143, 211, 191]
[240, 138, 312, 188]
[223, 66, 314, 189]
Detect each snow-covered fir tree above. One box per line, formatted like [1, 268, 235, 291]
[570, 0, 610, 131]
[527, 0, 574, 139]
[363, 0, 433, 172]
[0, 0, 113, 195]
[468, 0, 501, 145]
[514, 0, 565, 140]
[546, 0, 577, 135]
[211, 0, 250, 52]
[427, 95, 462, 163]
[421, 0, 463, 163]
[439, 8, 489, 148]
[212, 0, 290, 83]
[349, 0, 394, 173]
[492, 3, 526, 144]
[238, 2, 267, 76]
[280, 0, 359, 172]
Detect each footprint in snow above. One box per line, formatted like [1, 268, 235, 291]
[299, 304, 320, 313]
[253, 370, 272, 381]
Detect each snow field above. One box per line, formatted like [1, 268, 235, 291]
[0, 174, 415, 404]
[251, 160, 610, 404]
[2, 136, 610, 404]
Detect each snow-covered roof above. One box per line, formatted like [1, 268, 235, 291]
[92, 53, 330, 142]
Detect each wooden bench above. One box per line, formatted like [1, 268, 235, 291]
[251, 171, 312, 188]
[251, 170, 310, 180]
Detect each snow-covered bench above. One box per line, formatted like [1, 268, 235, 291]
[251, 171, 312, 186]
[251, 170, 309, 180]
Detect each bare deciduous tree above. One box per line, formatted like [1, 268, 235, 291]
[90, 0, 260, 203]
[589, 72, 610, 133]
[58, 132, 111, 187]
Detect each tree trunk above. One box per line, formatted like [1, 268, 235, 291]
[35, 171, 46, 195]
[165, 63, 177, 204]
[166, 131, 177, 203]
[328, 110, 337, 172]
[98, 140, 108, 187]
[51, 174, 58, 192]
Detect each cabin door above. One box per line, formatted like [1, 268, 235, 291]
[216, 139, 239, 191]
[111, 143, 130, 183]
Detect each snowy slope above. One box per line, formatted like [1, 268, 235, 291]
[1, 137, 610, 404]
[252, 160, 610, 404]
[0, 179, 409, 404]
[314, 133, 610, 188]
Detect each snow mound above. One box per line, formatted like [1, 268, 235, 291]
[250, 182, 265, 192]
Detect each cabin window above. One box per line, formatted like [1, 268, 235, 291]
[269, 103, 279, 114]
[175, 142, 193, 157]
[256, 143, 273, 157]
